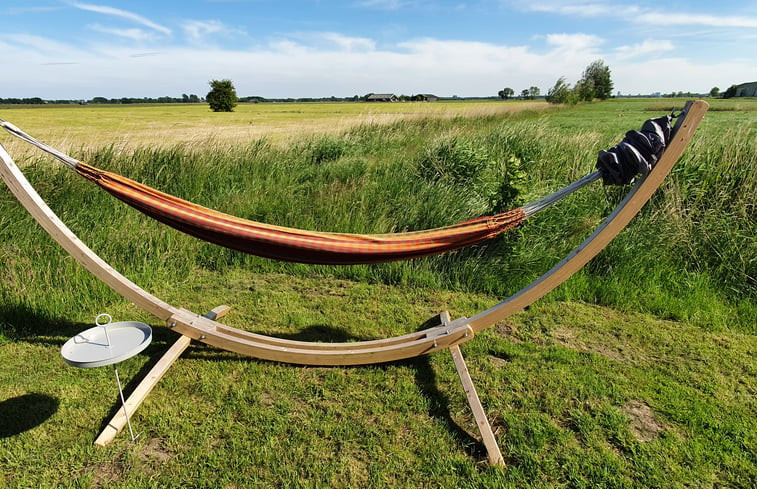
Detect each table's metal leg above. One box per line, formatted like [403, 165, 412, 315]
[113, 367, 138, 441]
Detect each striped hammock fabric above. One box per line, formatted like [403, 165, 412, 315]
[74, 162, 526, 265]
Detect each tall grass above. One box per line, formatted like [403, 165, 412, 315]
[1, 99, 754, 338]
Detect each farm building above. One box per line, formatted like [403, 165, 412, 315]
[366, 93, 398, 102]
[734, 82, 757, 97]
[418, 94, 439, 102]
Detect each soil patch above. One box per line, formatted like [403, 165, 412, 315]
[89, 462, 123, 486]
[140, 438, 175, 463]
[622, 400, 668, 442]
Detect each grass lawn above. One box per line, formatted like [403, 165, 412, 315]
[0, 98, 754, 488]
[1, 270, 754, 488]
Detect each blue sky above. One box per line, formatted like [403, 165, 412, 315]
[1, 1, 755, 99]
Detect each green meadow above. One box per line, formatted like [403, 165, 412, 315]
[0, 98, 755, 488]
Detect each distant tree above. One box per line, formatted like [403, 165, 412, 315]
[188, 94, 200, 103]
[498, 87, 514, 100]
[206, 79, 238, 112]
[722, 85, 737, 99]
[528, 86, 540, 99]
[580, 60, 613, 100]
[574, 78, 595, 102]
[709, 86, 720, 98]
[520, 88, 529, 99]
[546, 77, 572, 104]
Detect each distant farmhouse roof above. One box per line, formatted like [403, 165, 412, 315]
[418, 94, 439, 102]
[734, 81, 757, 97]
[366, 93, 398, 102]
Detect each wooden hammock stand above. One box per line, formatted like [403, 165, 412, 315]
[0, 101, 707, 465]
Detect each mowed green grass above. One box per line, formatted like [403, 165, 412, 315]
[0, 98, 755, 488]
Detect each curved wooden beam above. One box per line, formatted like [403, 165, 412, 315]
[0, 141, 473, 365]
[468, 100, 708, 331]
[0, 100, 707, 365]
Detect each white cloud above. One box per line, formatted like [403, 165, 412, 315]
[636, 12, 757, 29]
[2, 6, 64, 15]
[545, 33, 604, 52]
[355, 0, 409, 10]
[615, 39, 674, 60]
[182, 20, 226, 42]
[519, 2, 757, 29]
[1, 33, 87, 58]
[523, 1, 616, 17]
[2, 32, 755, 99]
[317, 33, 377, 51]
[89, 24, 160, 42]
[611, 56, 757, 94]
[70, 2, 172, 35]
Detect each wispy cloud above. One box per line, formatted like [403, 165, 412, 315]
[3, 6, 64, 15]
[615, 39, 674, 60]
[637, 12, 757, 29]
[70, 2, 172, 35]
[89, 24, 161, 42]
[355, 0, 413, 10]
[519, 2, 757, 28]
[182, 20, 225, 41]
[1, 33, 83, 57]
[317, 32, 376, 51]
[546, 33, 604, 52]
[181, 19, 247, 43]
[523, 1, 615, 17]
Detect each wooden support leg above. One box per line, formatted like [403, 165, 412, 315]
[94, 305, 231, 446]
[441, 311, 505, 467]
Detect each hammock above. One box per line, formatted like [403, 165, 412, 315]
[0, 114, 673, 265]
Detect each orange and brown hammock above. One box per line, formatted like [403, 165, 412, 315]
[0, 115, 671, 265]
[75, 162, 525, 264]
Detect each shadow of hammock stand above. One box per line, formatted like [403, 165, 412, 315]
[0, 101, 708, 466]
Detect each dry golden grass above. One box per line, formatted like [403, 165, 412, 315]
[1, 100, 547, 159]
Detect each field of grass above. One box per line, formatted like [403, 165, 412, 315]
[0, 100, 547, 159]
[0, 98, 755, 488]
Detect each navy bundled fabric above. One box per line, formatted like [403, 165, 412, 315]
[596, 114, 674, 185]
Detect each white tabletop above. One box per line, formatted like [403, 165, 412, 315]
[61, 321, 152, 368]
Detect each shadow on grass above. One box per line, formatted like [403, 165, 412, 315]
[5, 303, 489, 458]
[408, 354, 488, 463]
[407, 315, 488, 463]
[0, 300, 179, 353]
[0, 393, 59, 438]
[183, 319, 488, 461]
[181, 323, 366, 362]
[0, 300, 87, 342]
[252, 323, 365, 343]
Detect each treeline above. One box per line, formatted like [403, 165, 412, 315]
[240, 94, 458, 103]
[2, 94, 497, 106]
[239, 95, 360, 103]
[0, 94, 204, 105]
